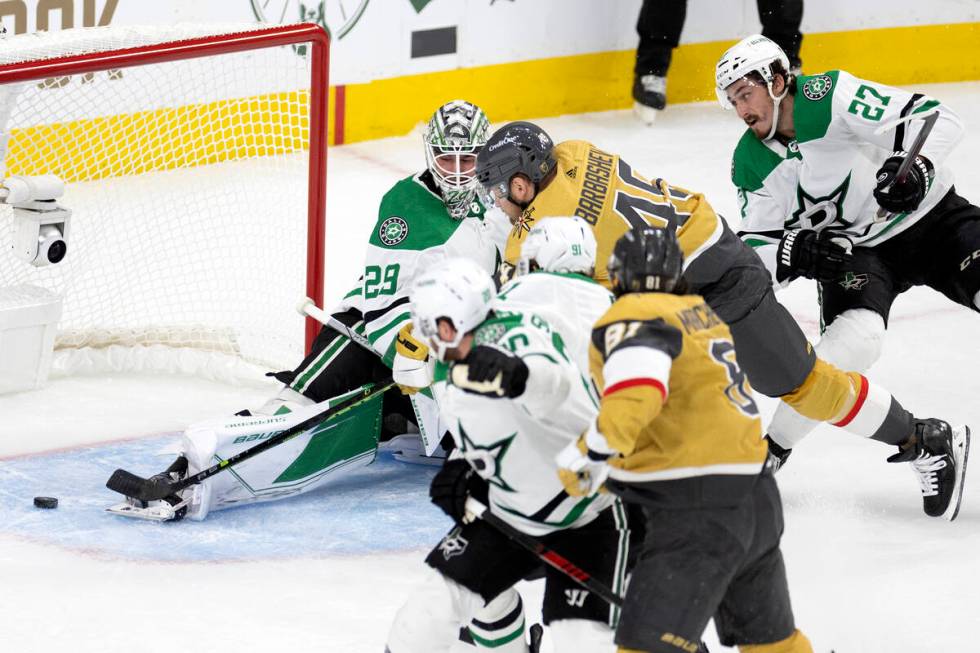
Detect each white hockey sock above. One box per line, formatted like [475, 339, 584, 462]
[768, 309, 885, 449]
[467, 589, 528, 652]
[832, 377, 894, 440]
[387, 570, 486, 653]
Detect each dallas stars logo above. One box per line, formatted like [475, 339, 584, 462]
[379, 216, 409, 246]
[839, 271, 869, 291]
[791, 175, 852, 230]
[459, 423, 517, 492]
[802, 74, 833, 101]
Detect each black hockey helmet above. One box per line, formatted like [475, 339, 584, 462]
[475, 121, 557, 201]
[608, 225, 684, 296]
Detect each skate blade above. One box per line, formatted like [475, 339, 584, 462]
[105, 500, 183, 522]
[632, 102, 660, 126]
[945, 425, 970, 521]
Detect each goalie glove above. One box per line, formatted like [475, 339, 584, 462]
[776, 229, 854, 283]
[450, 345, 529, 398]
[393, 322, 431, 395]
[555, 421, 617, 497]
[873, 152, 934, 214]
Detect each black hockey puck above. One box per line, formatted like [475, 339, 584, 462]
[33, 496, 58, 509]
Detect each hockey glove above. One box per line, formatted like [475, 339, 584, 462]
[775, 229, 854, 283]
[450, 345, 529, 398]
[765, 435, 792, 473]
[430, 458, 487, 523]
[393, 322, 431, 395]
[873, 152, 934, 214]
[556, 421, 617, 497]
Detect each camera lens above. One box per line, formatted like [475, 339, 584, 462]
[47, 238, 67, 264]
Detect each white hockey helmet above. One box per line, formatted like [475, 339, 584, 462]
[517, 216, 597, 276]
[409, 257, 496, 361]
[715, 34, 790, 109]
[423, 99, 491, 220]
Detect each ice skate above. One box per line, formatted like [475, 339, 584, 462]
[888, 420, 970, 520]
[632, 74, 666, 125]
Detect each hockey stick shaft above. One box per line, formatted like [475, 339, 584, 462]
[297, 297, 376, 354]
[875, 110, 940, 221]
[107, 379, 395, 502]
[464, 497, 624, 607]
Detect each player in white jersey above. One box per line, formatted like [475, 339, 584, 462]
[715, 35, 972, 518]
[386, 258, 630, 653]
[496, 217, 614, 372]
[106, 100, 511, 522]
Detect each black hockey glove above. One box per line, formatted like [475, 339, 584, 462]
[450, 345, 529, 398]
[775, 229, 854, 283]
[873, 152, 935, 214]
[429, 458, 487, 523]
[764, 435, 792, 473]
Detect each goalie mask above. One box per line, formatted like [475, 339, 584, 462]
[517, 216, 597, 277]
[424, 100, 491, 220]
[410, 257, 495, 361]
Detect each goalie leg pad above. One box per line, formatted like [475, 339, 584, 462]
[177, 389, 382, 520]
[386, 568, 488, 653]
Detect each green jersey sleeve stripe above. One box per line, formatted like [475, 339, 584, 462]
[367, 311, 412, 345]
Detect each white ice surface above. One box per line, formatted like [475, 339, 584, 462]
[2, 82, 980, 652]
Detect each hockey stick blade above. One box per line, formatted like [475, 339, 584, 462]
[105, 469, 176, 502]
[106, 380, 396, 503]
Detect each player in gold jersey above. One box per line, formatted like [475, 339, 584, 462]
[556, 225, 812, 653]
[476, 121, 968, 521]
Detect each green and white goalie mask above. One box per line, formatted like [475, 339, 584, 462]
[423, 99, 490, 219]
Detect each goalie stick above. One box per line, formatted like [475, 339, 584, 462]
[464, 497, 624, 608]
[298, 297, 444, 456]
[874, 109, 939, 222]
[106, 379, 395, 502]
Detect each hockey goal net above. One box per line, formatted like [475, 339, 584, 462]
[0, 23, 328, 379]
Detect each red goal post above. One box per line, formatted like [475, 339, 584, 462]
[0, 23, 330, 377]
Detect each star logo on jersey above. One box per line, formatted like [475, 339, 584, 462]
[801, 74, 833, 101]
[459, 423, 517, 492]
[791, 174, 852, 230]
[839, 271, 869, 291]
[379, 216, 409, 246]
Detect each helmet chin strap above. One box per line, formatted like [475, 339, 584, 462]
[765, 80, 789, 141]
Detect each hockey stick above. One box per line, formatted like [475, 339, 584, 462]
[874, 110, 939, 222]
[106, 379, 395, 502]
[297, 297, 375, 353]
[464, 497, 624, 608]
[298, 298, 444, 456]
